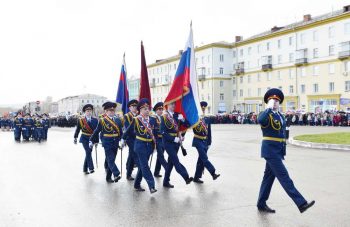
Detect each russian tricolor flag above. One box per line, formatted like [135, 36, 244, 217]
[116, 53, 129, 114]
[164, 24, 201, 128]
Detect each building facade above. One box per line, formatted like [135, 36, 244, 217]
[127, 76, 140, 100]
[57, 94, 107, 115]
[147, 6, 350, 114]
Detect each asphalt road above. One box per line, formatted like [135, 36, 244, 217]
[0, 125, 349, 227]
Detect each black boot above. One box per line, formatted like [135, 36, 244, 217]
[193, 178, 204, 184]
[299, 201, 315, 213]
[185, 177, 193, 184]
[258, 205, 276, 213]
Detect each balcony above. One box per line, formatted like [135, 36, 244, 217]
[235, 68, 244, 75]
[262, 64, 272, 71]
[295, 58, 308, 66]
[198, 74, 206, 81]
[338, 50, 350, 60]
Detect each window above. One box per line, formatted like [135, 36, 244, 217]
[219, 68, 224, 75]
[240, 49, 243, 57]
[220, 80, 224, 87]
[277, 71, 281, 80]
[248, 88, 251, 97]
[300, 33, 306, 45]
[278, 39, 281, 49]
[248, 75, 251, 83]
[301, 84, 306, 94]
[346, 81, 350, 91]
[289, 69, 294, 79]
[266, 42, 270, 51]
[278, 86, 283, 91]
[313, 83, 319, 93]
[289, 53, 294, 62]
[82, 100, 84, 103]
[345, 61, 350, 72]
[219, 54, 224, 62]
[239, 89, 243, 97]
[233, 90, 237, 97]
[313, 30, 318, 41]
[329, 64, 335, 74]
[313, 48, 319, 58]
[329, 26, 335, 38]
[201, 82, 204, 89]
[87, 100, 89, 103]
[257, 73, 261, 82]
[299, 67, 306, 77]
[258, 88, 261, 96]
[240, 76, 243, 83]
[345, 22, 350, 35]
[289, 36, 293, 46]
[232, 77, 236, 84]
[257, 44, 261, 53]
[220, 93, 224, 101]
[248, 47, 252, 55]
[289, 85, 294, 94]
[278, 55, 282, 64]
[329, 82, 335, 92]
[208, 68, 211, 75]
[313, 66, 319, 76]
[233, 51, 236, 58]
[329, 45, 335, 56]
[201, 56, 205, 64]
[266, 72, 271, 81]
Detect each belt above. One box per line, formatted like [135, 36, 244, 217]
[169, 133, 177, 136]
[104, 134, 119, 137]
[136, 136, 153, 142]
[81, 132, 92, 136]
[157, 135, 163, 138]
[263, 136, 286, 142]
[16, 124, 22, 126]
[36, 127, 43, 129]
[194, 134, 207, 140]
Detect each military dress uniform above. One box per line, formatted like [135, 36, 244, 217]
[13, 113, 23, 142]
[123, 99, 139, 180]
[160, 110, 193, 188]
[22, 114, 34, 141]
[90, 102, 123, 183]
[74, 104, 98, 174]
[152, 102, 168, 178]
[192, 101, 220, 183]
[123, 99, 157, 193]
[34, 116, 44, 143]
[42, 114, 50, 140]
[257, 88, 315, 213]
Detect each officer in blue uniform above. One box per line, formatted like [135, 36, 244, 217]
[42, 113, 50, 140]
[90, 101, 123, 183]
[257, 88, 315, 213]
[161, 101, 193, 188]
[192, 101, 220, 183]
[74, 104, 98, 174]
[34, 115, 44, 143]
[123, 99, 139, 181]
[22, 113, 34, 141]
[152, 102, 168, 178]
[13, 112, 24, 142]
[123, 98, 157, 193]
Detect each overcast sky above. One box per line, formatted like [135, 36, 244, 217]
[0, 0, 348, 106]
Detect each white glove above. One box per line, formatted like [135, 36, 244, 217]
[89, 141, 93, 149]
[178, 114, 184, 121]
[120, 139, 126, 147]
[266, 99, 275, 109]
[174, 137, 180, 143]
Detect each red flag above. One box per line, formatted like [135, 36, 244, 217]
[139, 41, 152, 107]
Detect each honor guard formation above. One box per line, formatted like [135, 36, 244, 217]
[1, 112, 50, 143]
[73, 99, 220, 194]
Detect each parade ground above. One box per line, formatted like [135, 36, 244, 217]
[1, 124, 350, 227]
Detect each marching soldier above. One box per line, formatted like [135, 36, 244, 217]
[74, 104, 98, 174]
[192, 101, 220, 183]
[123, 99, 139, 180]
[89, 102, 123, 183]
[257, 88, 315, 213]
[122, 98, 157, 193]
[13, 112, 23, 142]
[42, 113, 50, 140]
[152, 102, 168, 178]
[161, 101, 193, 188]
[22, 113, 34, 141]
[34, 115, 44, 143]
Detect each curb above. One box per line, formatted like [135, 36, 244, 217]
[289, 137, 350, 151]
